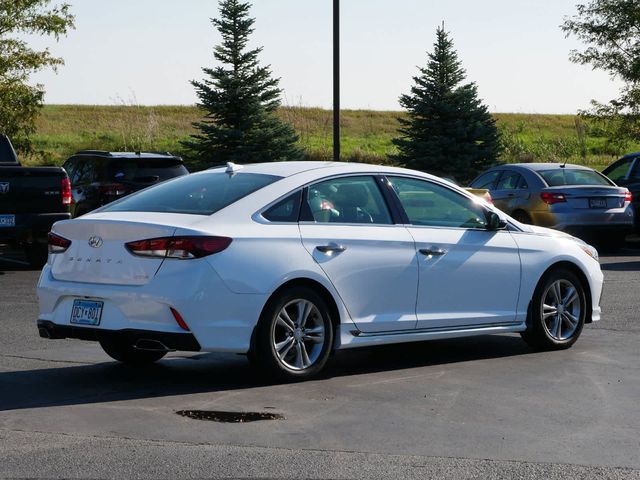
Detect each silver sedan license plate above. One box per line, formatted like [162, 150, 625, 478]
[589, 198, 607, 208]
[70, 299, 104, 326]
[0, 214, 15, 227]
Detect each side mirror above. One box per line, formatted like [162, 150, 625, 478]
[485, 210, 507, 231]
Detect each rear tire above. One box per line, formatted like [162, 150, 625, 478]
[521, 268, 586, 350]
[99, 338, 167, 365]
[252, 286, 334, 380]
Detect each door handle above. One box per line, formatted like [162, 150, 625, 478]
[316, 244, 346, 254]
[419, 248, 447, 257]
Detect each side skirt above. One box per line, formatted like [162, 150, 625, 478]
[337, 322, 526, 349]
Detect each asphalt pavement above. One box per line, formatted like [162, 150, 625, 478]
[0, 244, 639, 479]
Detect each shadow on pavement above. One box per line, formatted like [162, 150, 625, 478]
[0, 334, 533, 412]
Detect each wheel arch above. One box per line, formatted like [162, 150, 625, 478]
[250, 277, 344, 353]
[537, 261, 593, 324]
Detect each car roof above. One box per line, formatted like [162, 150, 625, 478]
[71, 151, 180, 160]
[505, 163, 593, 172]
[205, 161, 442, 180]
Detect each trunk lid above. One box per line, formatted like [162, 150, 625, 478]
[50, 212, 206, 285]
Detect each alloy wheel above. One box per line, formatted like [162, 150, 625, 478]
[540, 279, 582, 341]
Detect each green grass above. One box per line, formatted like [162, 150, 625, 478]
[22, 104, 640, 172]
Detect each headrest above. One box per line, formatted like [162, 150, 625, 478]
[336, 183, 369, 208]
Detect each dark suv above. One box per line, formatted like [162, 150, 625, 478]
[62, 151, 189, 217]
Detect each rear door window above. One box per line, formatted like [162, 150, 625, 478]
[263, 191, 302, 222]
[470, 171, 501, 190]
[495, 171, 523, 190]
[303, 176, 392, 224]
[101, 172, 281, 215]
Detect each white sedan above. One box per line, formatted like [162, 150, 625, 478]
[37, 162, 604, 379]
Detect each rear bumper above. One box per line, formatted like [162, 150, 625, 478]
[37, 320, 201, 351]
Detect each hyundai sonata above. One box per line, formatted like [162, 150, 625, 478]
[37, 162, 604, 379]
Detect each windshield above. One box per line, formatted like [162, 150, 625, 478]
[101, 172, 281, 215]
[539, 168, 611, 187]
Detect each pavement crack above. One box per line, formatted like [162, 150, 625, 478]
[0, 354, 92, 365]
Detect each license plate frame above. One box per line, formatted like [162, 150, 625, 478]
[70, 299, 104, 326]
[0, 214, 15, 227]
[589, 198, 607, 209]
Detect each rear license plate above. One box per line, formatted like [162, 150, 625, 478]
[589, 198, 607, 208]
[70, 299, 104, 326]
[0, 214, 15, 227]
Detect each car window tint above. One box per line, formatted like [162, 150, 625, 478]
[470, 171, 500, 189]
[627, 160, 640, 180]
[62, 159, 75, 179]
[540, 169, 611, 187]
[263, 190, 302, 222]
[496, 171, 522, 190]
[101, 172, 281, 216]
[108, 159, 188, 182]
[71, 161, 86, 184]
[388, 176, 487, 229]
[517, 175, 529, 189]
[604, 157, 634, 182]
[304, 176, 392, 224]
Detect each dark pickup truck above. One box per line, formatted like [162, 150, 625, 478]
[0, 135, 71, 266]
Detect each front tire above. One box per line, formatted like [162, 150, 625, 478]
[521, 268, 586, 350]
[253, 286, 334, 380]
[99, 338, 167, 365]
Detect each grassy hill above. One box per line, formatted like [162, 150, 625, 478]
[24, 104, 638, 172]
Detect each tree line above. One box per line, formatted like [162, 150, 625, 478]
[1, 0, 637, 181]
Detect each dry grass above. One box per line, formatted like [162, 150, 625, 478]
[24, 105, 639, 172]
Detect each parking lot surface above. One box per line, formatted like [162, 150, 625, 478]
[0, 245, 639, 479]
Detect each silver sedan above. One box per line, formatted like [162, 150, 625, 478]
[470, 163, 634, 241]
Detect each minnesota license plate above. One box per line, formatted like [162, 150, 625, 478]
[70, 299, 104, 326]
[0, 214, 15, 227]
[589, 198, 607, 208]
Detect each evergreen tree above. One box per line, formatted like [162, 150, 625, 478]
[393, 26, 501, 183]
[183, 0, 303, 168]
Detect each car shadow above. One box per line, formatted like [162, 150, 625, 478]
[0, 248, 38, 273]
[600, 261, 640, 271]
[0, 334, 534, 412]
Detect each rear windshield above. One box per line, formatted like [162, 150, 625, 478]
[101, 172, 281, 215]
[539, 168, 611, 187]
[108, 159, 188, 183]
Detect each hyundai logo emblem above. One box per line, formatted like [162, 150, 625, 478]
[0, 182, 9, 194]
[88, 236, 103, 248]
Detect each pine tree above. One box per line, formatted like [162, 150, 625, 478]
[392, 26, 501, 183]
[183, 0, 303, 168]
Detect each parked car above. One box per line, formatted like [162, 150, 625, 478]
[62, 150, 188, 217]
[602, 153, 640, 231]
[37, 161, 603, 380]
[469, 163, 634, 243]
[0, 134, 71, 266]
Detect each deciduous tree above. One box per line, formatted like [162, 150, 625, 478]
[562, 0, 640, 150]
[0, 0, 74, 152]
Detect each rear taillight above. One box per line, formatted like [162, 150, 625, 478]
[624, 189, 632, 203]
[540, 192, 567, 205]
[61, 178, 72, 206]
[125, 236, 232, 259]
[99, 183, 129, 196]
[48, 232, 72, 254]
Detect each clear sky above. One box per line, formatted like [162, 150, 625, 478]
[27, 0, 620, 113]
